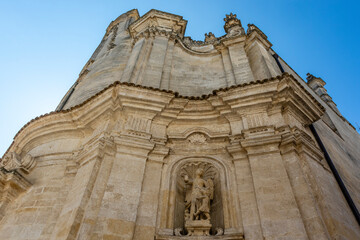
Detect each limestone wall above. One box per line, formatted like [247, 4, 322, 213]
[58, 9, 281, 110]
[1, 74, 360, 239]
[278, 55, 360, 215]
[2, 8, 360, 240]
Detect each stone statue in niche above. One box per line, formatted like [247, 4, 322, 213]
[183, 168, 214, 236]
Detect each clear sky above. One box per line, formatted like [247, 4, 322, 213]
[0, 0, 359, 156]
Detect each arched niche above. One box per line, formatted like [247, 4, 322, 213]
[174, 161, 224, 235]
[158, 156, 243, 237]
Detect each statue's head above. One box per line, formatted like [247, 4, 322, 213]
[195, 168, 204, 177]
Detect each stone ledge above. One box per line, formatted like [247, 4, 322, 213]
[155, 234, 244, 240]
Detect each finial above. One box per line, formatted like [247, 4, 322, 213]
[306, 73, 326, 86]
[306, 73, 315, 81]
[224, 13, 244, 35]
[204, 32, 216, 43]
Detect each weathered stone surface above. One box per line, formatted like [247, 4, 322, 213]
[1, 9, 360, 240]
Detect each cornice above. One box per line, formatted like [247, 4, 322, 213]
[0, 73, 324, 161]
[280, 127, 330, 171]
[245, 29, 272, 51]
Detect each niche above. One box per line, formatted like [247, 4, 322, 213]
[174, 161, 224, 236]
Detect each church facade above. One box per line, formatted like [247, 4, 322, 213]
[0, 9, 359, 240]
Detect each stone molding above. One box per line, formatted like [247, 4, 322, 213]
[280, 127, 330, 171]
[128, 10, 271, 56]
[246, 24, 268, 40]
[1, 73, 325, 161]
[0, 171, 32, 220]
[132, 26, 179, 43]
[0, 152, 36, 173]
[0, 72, 330, 239]
[129, 9, 187, 39]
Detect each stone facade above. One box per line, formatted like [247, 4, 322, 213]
[0, 9, 359, 240]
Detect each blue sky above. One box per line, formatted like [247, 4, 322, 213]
[0, 0, 359, 156]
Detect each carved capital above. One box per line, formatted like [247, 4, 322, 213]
[0, 152, 36, 173]
[132, 26, 179, 43]
[240, 127, 281, 155]
[280, 127, 329, 171]
[129, 9, 187, 39]
[75, 134, 116, 166]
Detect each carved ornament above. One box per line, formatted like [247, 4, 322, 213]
[224, 13, 245, 36]
[246, 24, 268, 40]
[204, 32, 216, 43]
[0, 152, 36, 173]
[187, 133, 207, 144]
[177, 162, 219, 236]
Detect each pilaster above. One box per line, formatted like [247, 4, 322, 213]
[120, 38, 147, 83]
[50, 134, 116, 240]
[89, 133, 154, 240]
[142, 35, 169, 88]
[245, 26, 282, 80]
[280, 128, 329, 240]
[0, 152, 34, 220]
[160, 40, 175, 90]
[241, 129, 309, 240]
[133, 143, 169, 239]
[226, 139, 263, 240]
[222, 37, 254, 84]
[218, 46, 236, 86]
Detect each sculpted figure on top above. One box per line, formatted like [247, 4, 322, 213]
[223, 13, 245, 36]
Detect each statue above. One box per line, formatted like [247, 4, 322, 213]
[183, 168, 214, 236]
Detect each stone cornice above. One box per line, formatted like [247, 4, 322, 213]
[0, 73, 323, 161]
[75, 133, 116, 166]
[217, 73, 325, 122]
[127, 10, 265, 56]
[243, 24, 273, 53]
[280, 127, 330, 171]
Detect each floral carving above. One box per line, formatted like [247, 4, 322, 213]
[187, 133, 207, 144]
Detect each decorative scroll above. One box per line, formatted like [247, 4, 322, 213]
[0, 152, 36, 173]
